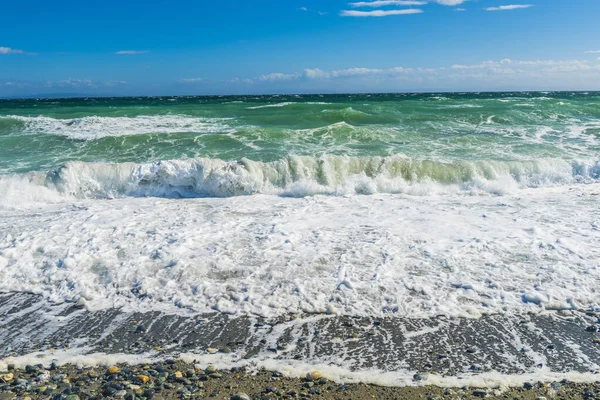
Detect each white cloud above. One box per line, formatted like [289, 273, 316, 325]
[485, 4, 532, 11]
[349, 1, 426, 7]
[247, 57, 600, 92]
[229, 77, 254, 84]
[451, 59, 595, 71]
[105, 80, 127, 86]
[259, 72, 300, 81]
[434, 0, 466, 5]
[0, 46, 30, 55]
[303, 68, 330, 79]
[46, 78, 94, 88]
[341, 8, 423, 16]
[115, 50, 148, 55]
[178, 78, 205, 83]
[299, 66, 421, 80]
[585, 50, 600, 54]
[454, 8, 466, 11]
[348, 0, 463, 7]
[298, 7, 308, 11]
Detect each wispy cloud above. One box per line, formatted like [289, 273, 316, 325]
[349, 0, 426, 7]
[585, 50, 600, 54]
[349, 0, 464, 6]
[178, 78, 205, 83]
[251, 58, 600, 90]
[298, 7, 308, 11]
[341, 8, 423, 16]
[0, 46, 33, 55]
[46, 78, 94, 88]
[434, 0, 467, 5]
[259, 72, 300, 81]
[485, 4, 532, 11]
[115, 50, 148, 55]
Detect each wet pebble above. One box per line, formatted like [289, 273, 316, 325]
[231, 393, 251, 400]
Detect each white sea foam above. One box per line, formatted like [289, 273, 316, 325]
[1, 183, 599, 318]
[246, 102, 331, 109]
[2, 348, 600, 389]
[0, 115, 235, 140]
[0, 155, 598, 203]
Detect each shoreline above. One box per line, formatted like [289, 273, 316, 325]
[2, 293, 600, 392]
[1, 361, 600, 399]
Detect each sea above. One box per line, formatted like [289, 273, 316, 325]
[1, 92, 599, 386]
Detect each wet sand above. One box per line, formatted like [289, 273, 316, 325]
[1, 293, 600, 398]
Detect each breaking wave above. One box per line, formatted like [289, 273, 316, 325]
[1, 155, 599, 203]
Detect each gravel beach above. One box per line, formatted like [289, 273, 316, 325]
[1, 361, 600, 400]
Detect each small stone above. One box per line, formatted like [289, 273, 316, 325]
[306, 370, 323, 381]
[26, 365, 40, 373]
[265, 386, 277, 393]
[473, 390, 487, 398]
[586, 326, 599, 332]
[107, 366, 120, 375]
[65, 396, 80, 400]
[113, 390, 127, 398]
[205, 365, 217, 373]
[0, 373, 13, 382]
[186, 369, 196, 377]
[51, 374, 65, 382]
[535, 397, 548, 400]
[104, 386, 118, 396]
[143, 389, 155, 399]
[209, 373, 223, 378]
[594, 338, 600, 344]
[207, 348, 218, 354]
[220, 347, 232, 354]
[286, 390, 297, 396]
[524, 382, 534, 390]
[7, 364, 15, 371]
[303, 382, 314, 388]
[231, 393, 251, 400]
[174, 371, 183, 378]
[136, 375, 150, 384]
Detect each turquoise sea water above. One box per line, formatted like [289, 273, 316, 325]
[0, 92, 599, 197]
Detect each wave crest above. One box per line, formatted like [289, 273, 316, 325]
[0, 115, 234, 140]
[2, 155, 598, 203]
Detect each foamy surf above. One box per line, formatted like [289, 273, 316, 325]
[1, 155, 599, 202]
[1, 183, 599, 317]
[0, 115, 235, 140]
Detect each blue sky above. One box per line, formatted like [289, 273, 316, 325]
[1, 0, 600, 96]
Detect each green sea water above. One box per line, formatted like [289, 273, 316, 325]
[0, 92, 599, 198]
